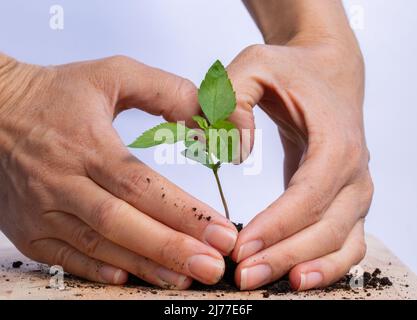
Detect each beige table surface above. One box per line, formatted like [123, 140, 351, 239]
[1, 234, 416, 300]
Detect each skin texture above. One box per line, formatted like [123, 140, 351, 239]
[227, 0, 373, 291]
[0, 0, 373, 292]
[0, 55, 238, 289]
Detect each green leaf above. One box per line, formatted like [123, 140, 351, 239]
[214, 120, 240, 163]
[184, 128, 206, 148]
[198, 60, 236, 125]
[128, 122, 189, 148]
[181, 149, 215, 169]
[192, 115, 209, 130]
[207, 125, 240, 164]
[212, 120, 237, 131]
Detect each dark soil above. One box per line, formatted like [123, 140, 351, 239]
[126, 222, 393, 298]
[321, 268, 393, 296]
[12, 261, 23, 269]
[191, 222, 242, 291]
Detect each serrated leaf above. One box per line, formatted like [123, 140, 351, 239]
[182, 149, 215, 169]
[192, 115, 209, 130]
[213, 120, 239, 163]
[207, 126, 240, 164]
[212, 120, 237, 131]
[184, 128, 206, 148]
[128, 122, 189, 148]
[198, 60, 236, 125]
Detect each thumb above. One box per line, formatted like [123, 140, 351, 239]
[94, 55, 199, 124]
[226, 55, 264, 161]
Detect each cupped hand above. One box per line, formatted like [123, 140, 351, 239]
[227, 41, 373, 291]
[0, 55, 238, 289]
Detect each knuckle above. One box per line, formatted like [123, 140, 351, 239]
[164, 78, 198, 122]
[176, 78, 198, 105]
[270, 219, 288, 243]
[53, 245, 75, 268]
[326, 257, 340, 279]
[303, 186, 327, 219]
[72, 227, 102, 257]
[318, 132, 366, 171]
[358, 173, 374, 217]
[342, 136, 368, 169]
[244, 44, 270, 60]
[84, 151, 106, 177]
[91, 197, 122, 235]
[236, 91, 256, 113]
[117, 166, 151, 203]
[325, 220, 346, 249]
[92, 55, 139, 97]
[280, 251, 296, 270]
[106, 55, 137, 70]
[363, 174, 375, 202]
[159, 233, 185, 261]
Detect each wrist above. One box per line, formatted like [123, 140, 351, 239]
[243, 0, 361, 54]
[256, 18, 363, 71]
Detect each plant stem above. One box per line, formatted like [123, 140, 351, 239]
[212, 167, 230, 220]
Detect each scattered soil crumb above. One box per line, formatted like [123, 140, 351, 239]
[12, 261, 23, 268]
[28, 221, 398, 299]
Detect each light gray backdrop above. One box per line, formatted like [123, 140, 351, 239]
[0, 0, 416, 272]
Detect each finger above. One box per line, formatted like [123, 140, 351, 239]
[31, 239, 128, 285]
[289, 220, 366, 291]
[278, 129, 305, 188]
[45, 212, 192, 289]
[61, 176, 225, 285]
[235, 184, 370, 290]
[226, 54, 264, 160]
[232, 148, 362, 263]
[94, 55, 200, 124]
[85, 142, 237, 256]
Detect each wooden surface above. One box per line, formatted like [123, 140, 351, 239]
[0, 234, 416, 300]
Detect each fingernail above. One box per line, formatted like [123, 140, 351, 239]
[240, 264, 272, 290]
[156, 267, 189, 289]
[99, 265, 127, 284]
[187, 255, 224, 284]
[237, 240, 264, 263]
[204, 224, 237, 255]
[298, 272, 323, 291]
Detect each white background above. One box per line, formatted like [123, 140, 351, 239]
[0, 1, 416, 272]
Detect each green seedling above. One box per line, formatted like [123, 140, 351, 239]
[128, 60, 240, 220]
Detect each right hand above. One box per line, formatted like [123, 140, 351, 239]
[0, 55, 238, 289]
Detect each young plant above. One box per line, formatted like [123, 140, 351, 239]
[128, 60, 240, 220]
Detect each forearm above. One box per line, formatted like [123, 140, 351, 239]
[243, 0, 357, 48]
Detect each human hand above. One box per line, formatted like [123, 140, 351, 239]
[0, 55, 238, 289]
[227, 40, 373, 290]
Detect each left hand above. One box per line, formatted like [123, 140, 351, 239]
[226, 41, 373, 291]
